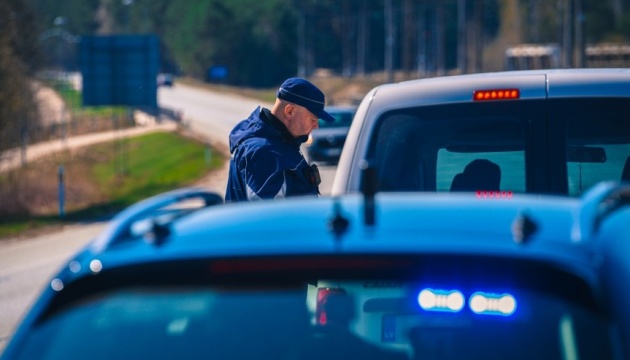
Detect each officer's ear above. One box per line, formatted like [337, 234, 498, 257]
[284, 103, 295, 117]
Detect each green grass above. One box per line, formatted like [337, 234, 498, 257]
[0, 131, 225, 240]
[92, 132, 221, 203]
[47, 79, 129, 117]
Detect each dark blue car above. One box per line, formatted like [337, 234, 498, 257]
[306, 105, 357, 164]
[2, 180, 630, 359]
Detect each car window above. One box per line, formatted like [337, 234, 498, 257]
[12, 278, 614, 360]
[318, 110, 355, 128]
[11, 288, 310, 360]
[7, 247, 623, 360]
[309, 281, 613, 360]
[437, 149, 525, 195]
[370, 103, 529, 194]
[562, 99, 630, 196]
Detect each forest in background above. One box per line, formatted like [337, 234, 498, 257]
[2, 0, 630, 156]
[27, 0, 630, 85]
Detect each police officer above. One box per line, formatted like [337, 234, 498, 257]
[225, 77, 334, 202]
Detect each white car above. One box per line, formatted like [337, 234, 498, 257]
[332, 68, 630, 197]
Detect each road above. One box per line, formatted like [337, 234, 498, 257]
[0, 82, 338, 353]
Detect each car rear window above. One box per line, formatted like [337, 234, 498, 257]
[370, 102, 531, 194]
[9, 256, 618, 360]
[436, 148, 525, 195]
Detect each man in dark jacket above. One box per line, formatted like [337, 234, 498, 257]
[225, 78, 335, 202]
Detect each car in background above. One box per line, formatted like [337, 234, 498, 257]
[332, 68, 630, 197]
[2, 182, 630, 359]
[306, 105, 357, 164]
[157, 73, 174, 87]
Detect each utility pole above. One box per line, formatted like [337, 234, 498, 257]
[529, 0, 540, 42]
[417, 3, 427, 77]
[575, 0, 584, 67]
[562, 0, 574, 67]
[473, 0, 484, 73]
[457, 0, 467, 74]
[357, 1, 367, 77]
[385, 0, 394, 83]
[402, 0, 415, 78]
[298, 7, 306, 78]
[436, 1, 445, 76]
[341, 0, 354, 77]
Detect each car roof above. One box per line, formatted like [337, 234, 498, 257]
[364, 68, 630, 114]
[71, 182, 629, 284]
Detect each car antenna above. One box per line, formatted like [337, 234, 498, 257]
[511, 211, 538, 244]
[360, 160, 377, 226]
[328, 198, 350, 246]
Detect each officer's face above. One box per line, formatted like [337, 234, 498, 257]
[286, 104, 319, 138]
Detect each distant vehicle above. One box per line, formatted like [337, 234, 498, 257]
[157, 73, 174, 87]
[306, 106, 357, 164]
[2, 182, 630, 359]
[332, 68, 630, 197]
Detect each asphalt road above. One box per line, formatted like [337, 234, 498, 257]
[0, 82, 338, 354]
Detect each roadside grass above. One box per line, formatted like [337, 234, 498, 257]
[0, 131, 225, 240]
[47, 79, 129, 117]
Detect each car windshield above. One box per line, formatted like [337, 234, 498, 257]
[10, 275, 615, 360]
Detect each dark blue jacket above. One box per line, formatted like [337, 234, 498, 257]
[225, 107, 320, 202]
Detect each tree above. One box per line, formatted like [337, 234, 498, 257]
[0, 0, 40, 155]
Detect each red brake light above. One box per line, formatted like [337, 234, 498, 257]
[315, 287, 347, 326]
[473, 89, 520, 101]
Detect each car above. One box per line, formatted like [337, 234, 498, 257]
[157, 73, 174, 87]
[332, 68, 630, 197]
[306, 105, 357, 164]
[2, 181, 630, 359]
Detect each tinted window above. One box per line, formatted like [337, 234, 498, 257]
[370, 102, 532, 194]
[12, 279, 614, 360]
[437, 149, 525, 195]
[561, 99, 630, 196]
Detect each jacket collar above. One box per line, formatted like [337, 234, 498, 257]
[260, 108, 308, 145]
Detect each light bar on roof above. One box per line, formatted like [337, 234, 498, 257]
[469, 292, 517, 316]
[417, 288, 465, 312]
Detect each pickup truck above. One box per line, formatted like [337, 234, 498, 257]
[331, 68, 630, 197]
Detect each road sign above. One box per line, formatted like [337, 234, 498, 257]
[80, 35, 159, 107]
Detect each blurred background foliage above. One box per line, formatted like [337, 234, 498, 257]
[2, 0, 630, 152]
[1, 0, 629, 223]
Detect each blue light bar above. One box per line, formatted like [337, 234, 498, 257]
[417, 288, 465, 312]
[469, 292, 517, 316]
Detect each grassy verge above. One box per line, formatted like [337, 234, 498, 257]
[0, 131, 225, 240]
